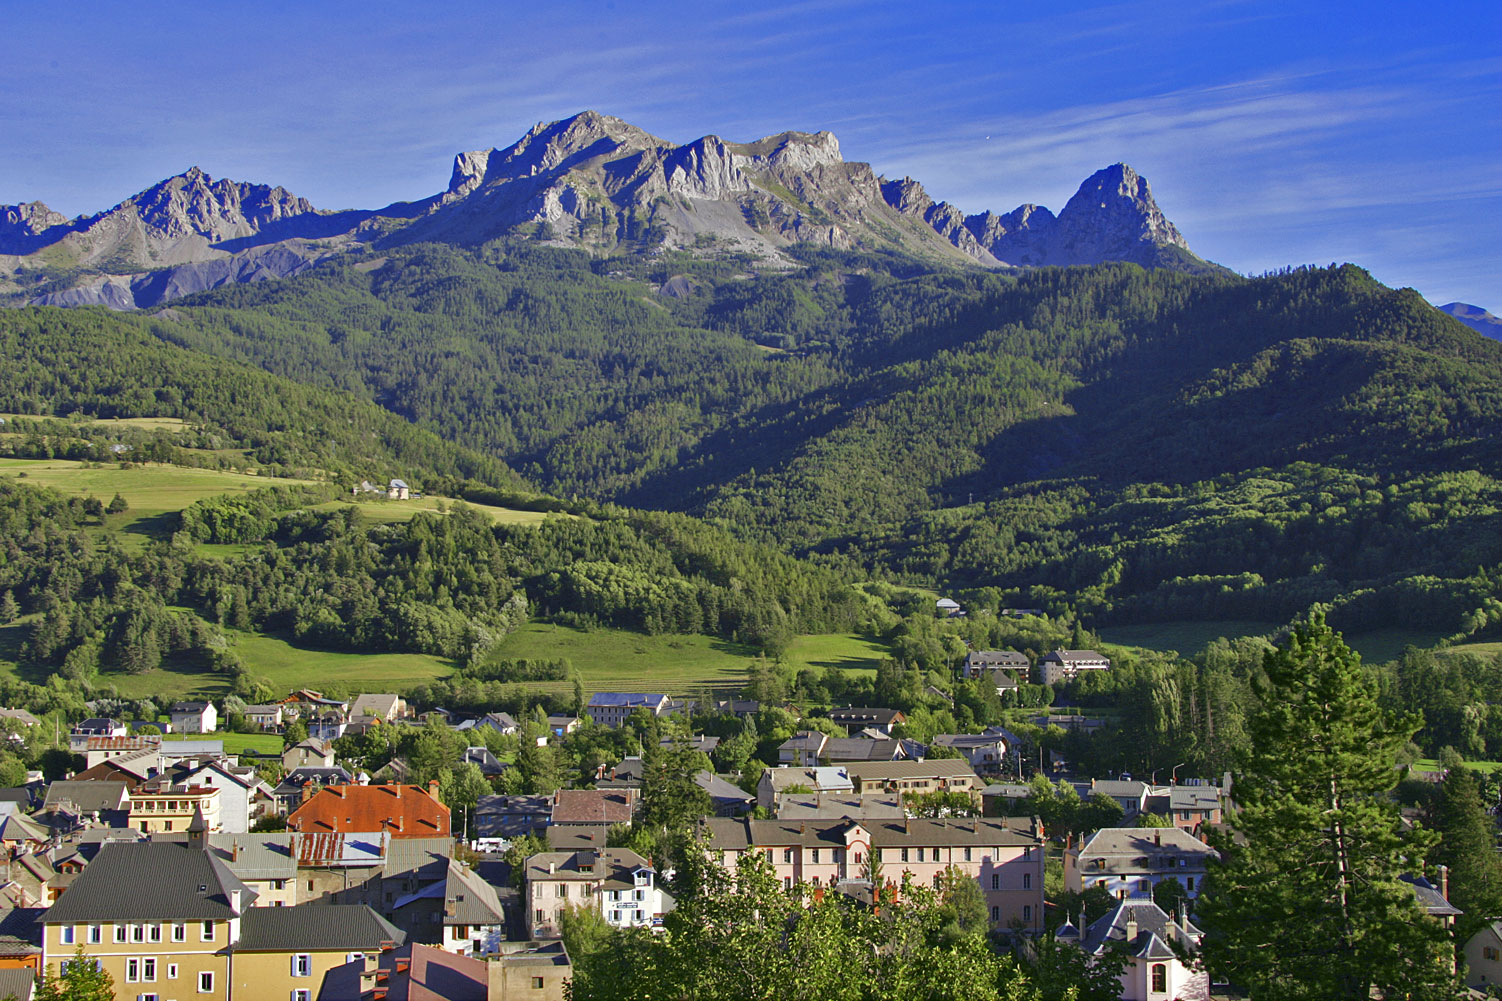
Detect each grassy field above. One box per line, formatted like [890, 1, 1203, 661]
[1099, 620, 1279, 656]
[1436, 641, 1502, 661]
[317, 495, 562, 527]
[0, 414, 192, 433]
[0, 458, 308, 543]
[1414, 757, 1502, 774]
[779, 633, 891, 678]
[486, 622, 761, 698]
[162, 731, 283, 755]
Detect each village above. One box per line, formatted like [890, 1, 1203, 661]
[0, 623, 1481, 1001]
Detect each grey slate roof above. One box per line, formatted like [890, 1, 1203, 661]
[1403, 874, 1463, 917]
[42, 780, 129, 814]
[1079, 898, 1201, 958]
[0, 969, 33, 1001]
[235, 903, 404, 951]
[43, 841, 253, 922]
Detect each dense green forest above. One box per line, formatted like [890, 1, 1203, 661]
[5, 242, 1502, 643]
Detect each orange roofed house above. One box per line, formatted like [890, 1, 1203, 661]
[288, 781, 451, 839]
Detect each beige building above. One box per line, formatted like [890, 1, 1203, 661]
[40, 837, 402, 1001]
[843, 759, 981, 798]
[525, 848, 671, 939]
[129, 785, 221, 834]
[701, 816, 1046, 932]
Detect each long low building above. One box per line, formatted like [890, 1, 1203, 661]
[699, 816, 1045, 933]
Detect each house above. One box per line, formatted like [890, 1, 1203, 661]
[488, 941, 573, 1001]
[1089, 779, 1152, 820]
[282, 738, 336, 771]
[461, 746, 508, 777]
[179, 760, 273, 833]
[277, 690, 348, 720]
[584, 693, 672, 728]
[701, 816, 1046, 931]
[756, 766, 855, 812]
[0, 813, 49, 853]
[129, 784, 222, 834]
[713, 699, 761, 719]
[1402, 872, 1461, 928]
[391, 859, 509, 956]
[388, 478, 411, 500]
[79, 734, 161, 767]
[1065, 827, 1218, 901]
[526, 848, 672, 938]
[826, 707, 907, 736]
[168, 701, 219, 734]
[307, 711, 348, 742]
[931, 730, 1015, 775]
[240, 704, 284, 731]
[67, 718, 125, 747]
[1058, 897, 1206, 1001]
[1464, 920, 1502, 991]
[936, 597, 963, 617]
[545, 715, 579, 740]
[350, 693, 408, 723]
[290, 831, 453, 912]
[476, 795, 553, 841]
[550, 789, 634, 838]
[229, 904, 404, 999]
[39, 837, 397, 1001]
[964, 650, 1031, 677]
[473, 711, 519, 736]
[0, 709, 41, 730]
[201, 833, 299, 907]
[288, 782, 451, 839]
[1036, 649, 1112, 686]
[273, 766, 355, 814]
[778, 731, 830, 766]
[843, 759, 981, 798]
[659, 733, 719, 755]
[772, 794, 905, 822]
[693, 772, 756, 817]
[323, 942, 487, 1001]
[41, 780, 131, 824]
[0, 905, 42, 977]
[1143, 783, 1225, 832]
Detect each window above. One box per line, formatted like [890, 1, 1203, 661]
[558, 884, 568, 899]
[292, 992, 311, 1001]
[610, 910, 621, 923]
[140, 994, 159, 1001]
[1023, 873, 1031, 890]
[990, 906, 999, 921]
[1488, 947, 1501, 961]
[900, 848, 909, 863]
[916, 848, 924, 862]
[127, 958, 140, 983]
[534, 909, 544, 924]
[784, 877, 792, 890]
[1186, 877, 1195, 892]
[172, 923, 186, 943]
[811, 849, 819, 864]
[1151, 964, 1167, 994]
[293, 954, 312, 977]
[114, 924, 127, 944]
[61, 926, 74, 945]
[783, 849, 793, 864]
[167, 964, 178, 981]
[531, 977, 545, 989]
[991, 875, 1000, 890]
[274, 879, 286, 890]
[143, 959, 156, 982]
[199, 971, 214, 994]
[132, 923, 145, 943]
[963, 847, 972, 862]
[1023, 905, 1032, 922]
[88, 925, 101, 944]
[148, 923, 161, 943]
[201, 920, 214, 941]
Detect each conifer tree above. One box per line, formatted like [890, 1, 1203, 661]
[1198, 613, 1458, 1000]
[1431, 764, 1502, 946]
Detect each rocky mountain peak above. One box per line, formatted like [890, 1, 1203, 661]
[1054, 162, 1187, 258]
[0, 200, 70, 252]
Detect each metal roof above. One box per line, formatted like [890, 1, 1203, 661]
[235, 904, 404, 952]
[43, 841, 253, 923]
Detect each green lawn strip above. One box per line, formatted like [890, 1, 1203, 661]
[229, 631, 454, 692]
[1339, 627, 1450, 664]
[486, 622, 759, 697]
[1413, 757, 1502, 774]
[779, 633, 891, 677]
[161, 731, 283, 755]
[315, 496, 561, 527]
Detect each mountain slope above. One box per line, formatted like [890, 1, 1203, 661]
[1439, 302, 1502, 340]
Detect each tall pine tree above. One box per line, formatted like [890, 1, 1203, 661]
[1431, 764, 1502, 947]
[1198, 613, 1458, 1000]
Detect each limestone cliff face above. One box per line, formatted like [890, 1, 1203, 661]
[2, 111, 1214, 309]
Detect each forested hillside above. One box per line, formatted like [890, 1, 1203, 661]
[7, 240, 1502, 642]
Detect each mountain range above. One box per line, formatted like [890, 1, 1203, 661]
[1, 111, 1217, 309]
[1439, 302, 1502, 341]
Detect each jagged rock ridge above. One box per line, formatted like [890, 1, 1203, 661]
[1, 110, 1214, 308]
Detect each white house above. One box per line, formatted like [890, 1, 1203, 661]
[525, 848, 672, 939]
[1060, 898, 1206, 1001]
[168, 701, 219, 734]
[180, 759, 272, 833]
[1065, 827, 1217, 901]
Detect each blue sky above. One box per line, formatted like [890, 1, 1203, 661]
[2, 0, 1498, 307]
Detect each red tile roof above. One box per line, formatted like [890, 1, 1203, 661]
[288, 784, 450, 839]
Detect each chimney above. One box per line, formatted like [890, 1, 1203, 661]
[428, 778, 441, 800]
[1439, 864, 1450, 900]
[548, 862, 555, 875]
[301, 780, 314, 804]
[1153, 831, 1161, 846]
[1125, 917, 1138, 942]
[231, 842, 240, 863]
